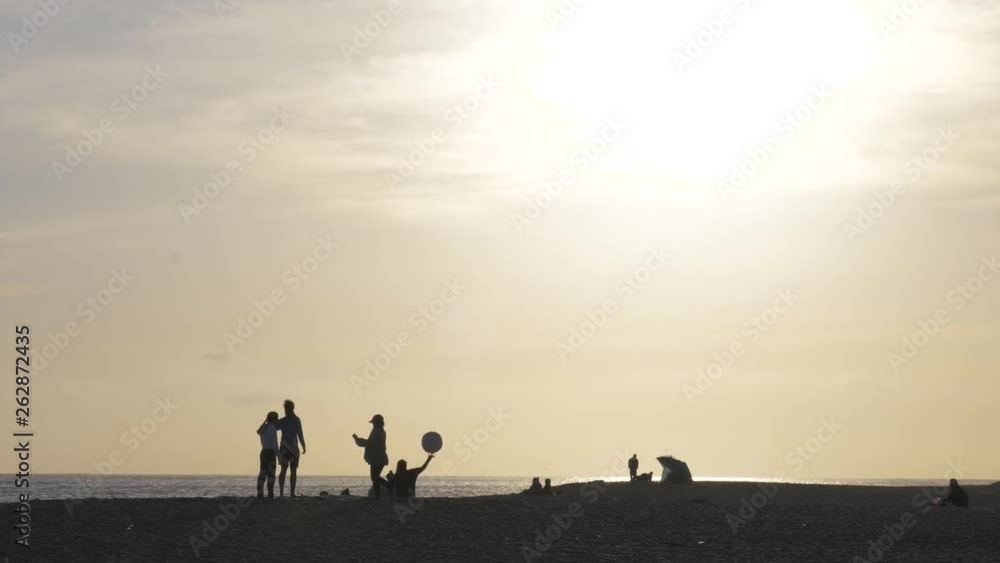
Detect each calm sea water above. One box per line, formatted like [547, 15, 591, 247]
[5, 475, 997, 500]
[6, 475, 532, 500]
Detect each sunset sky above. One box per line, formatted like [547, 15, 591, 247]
[1, 0, 998, 480]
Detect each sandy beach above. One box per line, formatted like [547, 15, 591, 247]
[4, 481, 999, 562]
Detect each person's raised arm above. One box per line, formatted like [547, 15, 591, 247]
[352, 433, 367, 447]
[415, 454, 434, 475]
[256, 421, 267, 435]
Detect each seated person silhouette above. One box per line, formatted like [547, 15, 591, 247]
[542, 478, 553, 494]
[392, 455, 433, 499]
[939, 478, 969, 507]
[525, 477, 543, 495]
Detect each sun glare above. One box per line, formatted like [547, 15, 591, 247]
[529, 1, 878, 180]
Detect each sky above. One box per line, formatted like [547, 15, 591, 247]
[1, 0, 998, 480]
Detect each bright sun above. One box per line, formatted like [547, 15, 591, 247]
[529, 0, 878, 180]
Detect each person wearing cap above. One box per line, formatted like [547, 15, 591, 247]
[353, 414, 389, 499]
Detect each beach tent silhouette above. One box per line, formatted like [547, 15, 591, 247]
[656, 456, 693, 484]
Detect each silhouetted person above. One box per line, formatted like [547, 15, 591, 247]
[542, 478, 553, 494]
[255, 411, 279, 498]
[276, 400, 306, 498]
[353, 414, 388, 499]
[382, 470, 396, 496]
[628, 454, 639, 482]
[525, 477, 543, 495]
[392, 455, 434, 499]
[941, 478, 969, 507]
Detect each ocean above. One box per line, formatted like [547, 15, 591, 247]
[7, 475, 997, 500]
[9, 475, 531, 500]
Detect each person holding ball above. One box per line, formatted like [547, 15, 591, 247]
[392, 454, 434, 499]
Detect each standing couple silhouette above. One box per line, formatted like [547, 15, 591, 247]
[256, 400, 306, 498]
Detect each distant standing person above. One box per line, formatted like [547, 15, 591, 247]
[276, 400, 306, 498]
[940, 478, 969, 507]
[392, 455, 434, 499]
[628, 454, 639, 482]
[353, 414, 389, 499]
[255, 411, 279, 498]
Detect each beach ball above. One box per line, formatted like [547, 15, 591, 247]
[421, 431, 443, 454]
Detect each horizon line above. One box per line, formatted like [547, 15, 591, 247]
[26, 473, 1000, 482]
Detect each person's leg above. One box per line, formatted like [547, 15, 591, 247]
[370, 464, 384, 499]
[266, 452, 276, 498]
[257, 450, 267, 497]
[289, 455, 298, 498]
[278, 462, 288, 496]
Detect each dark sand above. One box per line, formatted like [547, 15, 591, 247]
[4, 482, 1000, 562]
